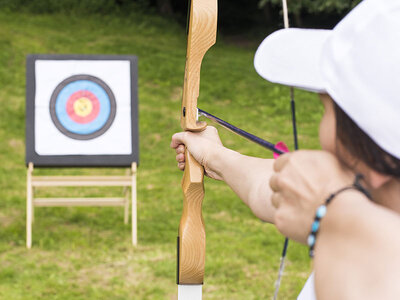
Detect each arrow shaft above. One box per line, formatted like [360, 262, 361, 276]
[198, 108, 284, 155]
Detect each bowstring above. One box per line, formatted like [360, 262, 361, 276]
[272, 1, 298, 299]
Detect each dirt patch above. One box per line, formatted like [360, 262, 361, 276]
[8, 138, 23, 149]
[0, 209, 21, 227]
[170, 86, 182, 103]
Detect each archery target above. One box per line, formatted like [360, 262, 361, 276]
[33, 59, 133, 156]
[49, 75, 116, 140]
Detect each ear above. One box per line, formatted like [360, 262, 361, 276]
[368, 169, 392, 189]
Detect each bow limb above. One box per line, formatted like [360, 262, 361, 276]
[177, 0, 217, 296]
[181, 0, 217, 132]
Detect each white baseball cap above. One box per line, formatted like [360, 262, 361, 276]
[254, 0, 400, 159]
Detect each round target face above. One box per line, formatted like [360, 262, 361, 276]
[49, 75, 116, 140]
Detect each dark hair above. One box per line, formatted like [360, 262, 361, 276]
[334, 103, 400, 178]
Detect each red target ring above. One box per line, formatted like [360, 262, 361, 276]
[66, 90, 100, 124]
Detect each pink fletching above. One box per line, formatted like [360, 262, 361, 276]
[273, 141, 289, 159]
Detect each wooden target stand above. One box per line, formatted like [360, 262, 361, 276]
[25, 54, 139, 249]
[26, 162, 137, 248]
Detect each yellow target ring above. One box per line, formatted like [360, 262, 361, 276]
[73, 97, 93, 117]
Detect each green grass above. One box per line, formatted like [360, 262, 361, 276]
[0, 10, 323, 299]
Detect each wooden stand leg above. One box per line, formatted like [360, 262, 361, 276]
[123, 169, 130, 224]
[31, 187, 35, 224]
[123, 189, 129, 225]
[131, 163, 137, 246]
[26, 162, 33, 249]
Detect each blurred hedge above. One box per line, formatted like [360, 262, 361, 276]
[0, 0, 361, 34]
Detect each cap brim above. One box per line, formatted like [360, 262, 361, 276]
[254, 28, 331, 93]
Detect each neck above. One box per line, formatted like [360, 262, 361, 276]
[372, 178, 400, 213]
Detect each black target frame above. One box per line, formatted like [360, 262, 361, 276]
[26, 54, 139, 167]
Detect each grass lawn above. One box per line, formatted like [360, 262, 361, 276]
[0, 9, 323, 299]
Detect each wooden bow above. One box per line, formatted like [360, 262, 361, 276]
[177, 0, 217, 297]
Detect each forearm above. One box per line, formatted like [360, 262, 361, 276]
[314, 191, 400, 299]
[209, 146, 276, 222]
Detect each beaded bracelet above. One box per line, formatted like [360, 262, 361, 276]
[307, 174, 371, 258]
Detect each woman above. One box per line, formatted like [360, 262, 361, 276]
[171, 0, 400, 298]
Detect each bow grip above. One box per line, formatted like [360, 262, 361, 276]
[177, 149, 205, 284]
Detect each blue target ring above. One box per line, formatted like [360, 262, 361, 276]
[50, 75, 116, 140]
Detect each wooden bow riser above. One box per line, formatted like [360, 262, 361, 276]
[178, 0, 218, 287]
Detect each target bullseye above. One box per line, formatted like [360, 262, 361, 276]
[66, 90, 100, 124]
[50, 75, 116, 140]
[74, 98, 93, 117]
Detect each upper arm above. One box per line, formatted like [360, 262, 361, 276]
[314, 194, 400, 299]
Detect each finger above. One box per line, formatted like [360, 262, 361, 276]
[175, 144, 185, 155]
[271, 192, 282, 209]
[273, 152, 291, 172]
[178, 162, 185, 171]
[269, 174, 281, 192]
[176, 153, 185, 163]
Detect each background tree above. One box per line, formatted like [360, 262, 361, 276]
[258, 0, 361, 27]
